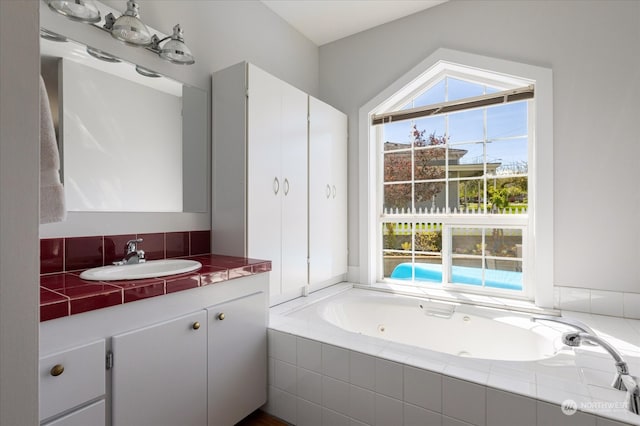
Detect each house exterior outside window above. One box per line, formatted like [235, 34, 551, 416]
[359, 49, 554, 307]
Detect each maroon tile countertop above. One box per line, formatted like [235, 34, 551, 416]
[40, 254, 271, 322]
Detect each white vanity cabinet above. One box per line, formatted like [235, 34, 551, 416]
[111, 310, 208, 426]
[40, 339, 106, 425]
[40, 273, 269, 426]
[207, 291, 267, 426]
[308, 96, 348, 287]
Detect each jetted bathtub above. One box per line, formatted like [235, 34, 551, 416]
[287, 288, 563, 361]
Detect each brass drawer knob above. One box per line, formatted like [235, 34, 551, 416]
[217, 313, 225, 321]
[192, 322, 201, 330]
[50, 364, 64, 377]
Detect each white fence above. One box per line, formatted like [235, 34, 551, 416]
[382, 206, 528, 215]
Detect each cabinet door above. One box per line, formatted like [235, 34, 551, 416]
[43, 400, 105, 426]
[207, 292, 267, 426]
[247, 64, 283, 295]
[309, 97, 348, 284]
[111, 311, 207, 426]
[280, 83, 308, 294]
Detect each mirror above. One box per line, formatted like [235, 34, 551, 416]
[40, 32, 208, 213]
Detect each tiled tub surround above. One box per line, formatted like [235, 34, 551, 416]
[39, 230, 273, 321]
[268, 284, 640, 426]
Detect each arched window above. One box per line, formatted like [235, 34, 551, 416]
[359, 49, 553, 306]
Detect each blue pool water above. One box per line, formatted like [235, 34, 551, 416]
[390, 262, 522, 291]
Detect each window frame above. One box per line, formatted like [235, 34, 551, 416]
[358, 49, 554, 307]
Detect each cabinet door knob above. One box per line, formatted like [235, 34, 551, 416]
[326, 184, 331, 199]
[217, 313, 225, 321]
[192, 321, 201, 330]
[50, 364, 64, 377]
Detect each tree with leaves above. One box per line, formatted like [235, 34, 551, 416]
[384, 124, 448, 209]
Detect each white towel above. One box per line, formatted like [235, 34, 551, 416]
[40, 75, 66, 224]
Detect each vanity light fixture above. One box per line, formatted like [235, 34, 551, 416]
[47, 0, 101, 23]
[152, 25, 195, 65]
[101, 1, 195, 64]
[104, 0, 152, 46]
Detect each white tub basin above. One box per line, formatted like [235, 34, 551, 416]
[79, 259, 202, 281]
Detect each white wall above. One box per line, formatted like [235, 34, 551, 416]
[318, 0, 640, 293]
[40, 0, 319, 237]
[0, 1, 40, 424]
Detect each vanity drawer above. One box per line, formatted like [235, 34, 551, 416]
[40, 339, 106, 421]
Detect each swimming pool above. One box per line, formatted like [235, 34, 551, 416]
[390, 262, 523, 290]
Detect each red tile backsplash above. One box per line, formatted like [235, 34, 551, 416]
[40, 238, 64, 274]
[190, 230, 210, 255]
[166, 232, 190, 258]
[104, 234, 136, 265]
[65, 236, 104, 271]
[137, 233, 164, 261]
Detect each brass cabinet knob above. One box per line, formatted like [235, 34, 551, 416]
[50, 364, 64, 377]
[217, 313, 225, 321]
[192, 322, 201, 330]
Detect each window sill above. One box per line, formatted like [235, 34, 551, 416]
[359, 281, 559, 316]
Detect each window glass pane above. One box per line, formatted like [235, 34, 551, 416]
[413, 79, 446, 108]
[384, 183, 411, 211]
[413, 256, 443, 284]
[447, 77, 484, 102]
[484, 258, 523, 290]
[452, 142, 483, 166]
[448, 109, 484, 143]
[384, 151, 411, 182]
[412, 116, 446, 139]
[452, 228, 483, 256]
[414, 225, 442, 255]
[486, 228, 522, 258]
[383, 222, 412, 278]
[414, 149, 445, 180]
[451, 257, 483, 286]
[487, 101, 527, 139]
[457, 179, 486, 212]
[383, 121, 412, 151]
[487, 137, 528, 175]
[486, 177, 528, 213]
[415, 181, 445, 210]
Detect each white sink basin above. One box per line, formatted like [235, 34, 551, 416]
[79, 259, 202, 281]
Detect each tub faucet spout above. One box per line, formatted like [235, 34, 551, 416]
[531, 315, 597, 335]
[563, 331, 639, 415]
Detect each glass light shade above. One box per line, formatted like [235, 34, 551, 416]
[110, 1, 152, 46]
[48, 0, 101, 23]
[159, 25, 195, 65]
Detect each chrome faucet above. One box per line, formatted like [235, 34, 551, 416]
[531, 315, 597, 335]
[113, 238, 145, 265]
[563, 332, 640, 415]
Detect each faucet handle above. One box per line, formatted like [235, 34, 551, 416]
[125, 238, 143, 253]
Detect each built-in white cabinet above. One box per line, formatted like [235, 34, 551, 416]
[246, 64, 308, 302]
[111, 310, 208, 426]
[207, 292, 267, 426]
[213, 62, 347, 305]
[40, 339, 105, 424]
[308, 97, 348, 287]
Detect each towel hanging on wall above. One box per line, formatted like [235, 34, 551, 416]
[40, 75, 66, 224]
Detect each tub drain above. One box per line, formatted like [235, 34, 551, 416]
[377, 324, 386, 333]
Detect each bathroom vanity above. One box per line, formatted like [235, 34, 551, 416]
[39, 257, 269, 426]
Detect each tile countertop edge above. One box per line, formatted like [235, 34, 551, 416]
[39, 254, 272, 322]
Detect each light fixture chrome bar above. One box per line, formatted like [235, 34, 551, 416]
[372, 85, 534, 126]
